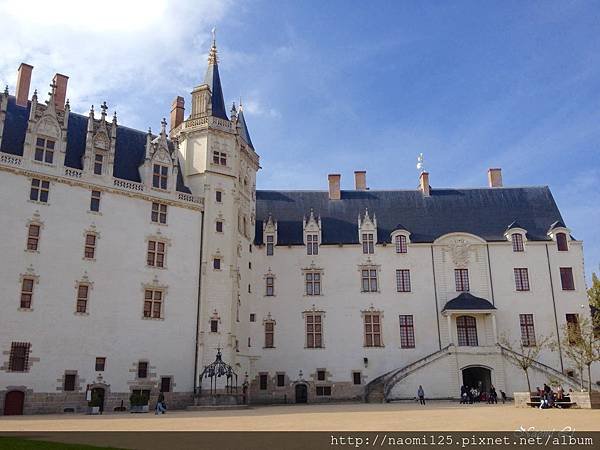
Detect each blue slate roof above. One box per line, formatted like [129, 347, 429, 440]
[255, 187, 565, 245]
[442, 293, 496, 311]
[204, 62, 228, 121]
[1, 96, 190, 193]
[236, 108, 254, 148]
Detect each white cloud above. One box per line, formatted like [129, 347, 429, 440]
[0, 0, 232, 128]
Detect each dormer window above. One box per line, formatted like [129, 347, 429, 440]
[512, 234, 524, 252]
[395, 235, 407, 254]
[93, 153, 104, 175]
[34, 138, 55, 164]
[307, 234, 319, 255]
[556, 233, 568, 251]
[266, 235, 274, 256]
[152, 164, 168, 189]
[362, 234, 374, 254]
[358, 209, 377, 254]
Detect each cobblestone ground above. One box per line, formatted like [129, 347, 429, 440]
[1, 402, 599, 431]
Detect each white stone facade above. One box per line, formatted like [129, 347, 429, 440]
[0, 43, 596, 415]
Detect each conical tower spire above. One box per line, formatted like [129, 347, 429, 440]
[236, 102, 254, 149]
[203, 28, 228, 120]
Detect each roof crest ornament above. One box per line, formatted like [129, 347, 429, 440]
[208, 27, 218, 65]
[417, 153, 425, 173]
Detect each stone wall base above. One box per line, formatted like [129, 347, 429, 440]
[570, 391, 600, 409]
[513, 392, 531, 408]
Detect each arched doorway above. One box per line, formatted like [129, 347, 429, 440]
[90, 387, 105, 413]
[4, 391, 25, 415]
[295, 384, 308, 404]
[462, 366, 492, 394]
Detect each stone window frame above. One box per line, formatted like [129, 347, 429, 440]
[395, 269, 411, 293]
[560, 267, 575, 291]
[145, 233, 171, 269]
[454, 268, 470, 292]
[7, 342, 32, 372]
[391, 230, 411, 254]
[358, 262, 380, 293]
[62, 371, 78, 392]
[352, 371, 362, 385]
[215, 218, 224, 233]
[212, 150, 228, 167]
[137, 360, 150, 379]
[95, 357, 106, 372]
[160, 375, 173, 393]
[33, 135, 56, 165]
[399, 314, 416, 349]
[74, 274, 94, 316]
[519, 314, 537, 347]
[514, 267, 531, 292]
[89, 190, 102, 213]
[264, 269, 276, 297]
[151, 202, 168, 225]
[209, 310, 221, 333]
[303, 305, 325, 349]
[275, 372, 286, 388]
[18, 268, 39, 312]
[504, 228, 528, 253]
[25, 213, 44, 253]
[362, 306, 384, 348]
[82, 226, 100, 261]
[263, 313, 276, 349]
[141, 278, 168, 321]
[152, 163, 169, 190]
[302, 264, 324, 296]
[29, 177, 51, 204]
[258, 372, 268, 390]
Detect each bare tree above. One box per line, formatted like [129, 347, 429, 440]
[560, 316, 600, 392]
[500, 334, 553, 393]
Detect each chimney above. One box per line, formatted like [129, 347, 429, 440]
[15, 63, 33, 107]
[328, 174, 341, 200]
[354, 170, 367, 191]
[52, 73, 69, 111]
[488, 168, 503, 188]
[419, 171, 430, 197]
[170, 96, 185, 130]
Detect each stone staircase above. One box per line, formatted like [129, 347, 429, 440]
[365, 345, 453, 403]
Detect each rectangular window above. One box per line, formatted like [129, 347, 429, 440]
[399, 315, 415, 348]
[456, 316, 478, 346]
[90, 190, 101, 212]
[265, 322, 275, 348]
[250, 313, 256, 322]
[316, 386, 332, 396]
[147, 240, 165, 267]
[305, 272, 321, 296]
[34, 137, 55, 164]
[277, 374, 285, 387]
[317, 370, 326, 381]
[143, 289, 163, 319]
[63, 373, 76, 391]
[265, 276, 274, 296]
[556, 233, 568, 251]
[353, 372, 361, 385]
[160, 377, 171, 393]
[514, 268, 530, 291]
[512, 234, 524, 252]
[30, 178, 50, 203]
[216, 221, 223, 232]
[8, 342, 30, 372]
[93, 153, 103, 175]
[151, 202, 167, 224]
[395, 235, 407, 253]
[95, 357, 106, 371]
[213, 258, 221, 270]
[152, 164, 168, 189]
[210, 319, 219, 333]
[215, 191, 222, 203]
[259, 374, 268, 390]
[84, 234, 96, 259]
[519, 314, 536, 347]
[362, 233, 374, 254]
[560, 267, 575, 290]
[76, 284, 89, 313]
[27, 224, 40, 251]
[566, 314, 580, 344]
[361, 269, 378, 292]
[266, 235, 274, 255]
[364, 313, 382, 347]
[137, 361, 148, 379]
[454, 269, 470, 292]
[212, 151, 227, 166]
[306, 314, 323, 348]
[307, 234, 319, 255]
[20, 278, 34, 309]
[396, 269, 411, 292]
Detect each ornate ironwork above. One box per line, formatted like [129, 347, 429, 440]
[199, 348, 238, 395]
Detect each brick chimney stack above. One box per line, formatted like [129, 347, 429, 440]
[170, 96, 185, 130]
[488, 168, 503, 188]
[354, 171, 367, 191]
[419, 171, 430, 197]
[52, 73, 69, 111]
[328, 174, 341, 200]
[15, 63, 33, 107]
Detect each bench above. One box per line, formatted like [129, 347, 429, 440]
[526, 395, 576, 408]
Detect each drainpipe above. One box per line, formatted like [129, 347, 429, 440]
[545, 244, 564, 372]
[193, 211, 206, 397]
[430, 246, 442, 350]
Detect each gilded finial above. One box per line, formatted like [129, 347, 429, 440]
[208, 28, 218, 65]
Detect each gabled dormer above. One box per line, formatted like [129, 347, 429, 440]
[263, 214, 277, 256]
[390, 224, 411, 254]
[303, 209, 321, 255]
[140, 119, 179, 192]
[358, 208, 377, 254]
[23, 80, 70, 168]
[82, 102, 117, 178]
[547, 220, 571, 252]
[504, 220, 528, 252]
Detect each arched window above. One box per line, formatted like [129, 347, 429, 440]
[456, 315, 478, 346]
[556, 232, 568, 251]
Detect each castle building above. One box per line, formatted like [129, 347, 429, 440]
[0, 39, 593, 415]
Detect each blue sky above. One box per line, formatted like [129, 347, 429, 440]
[1, 0, 599, 281]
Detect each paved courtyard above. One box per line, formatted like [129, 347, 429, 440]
[1, 401, 600, 431]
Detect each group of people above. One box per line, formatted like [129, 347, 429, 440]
[536, 383, 568, 409]
[460, 384, 506, 404]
